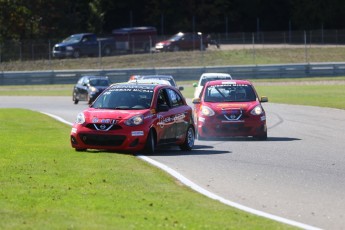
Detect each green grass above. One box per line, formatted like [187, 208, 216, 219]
[0, 109, 294, 229]
[255, 85, 345, 109]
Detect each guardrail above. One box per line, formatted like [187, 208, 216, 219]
[1, 63, 345, 85]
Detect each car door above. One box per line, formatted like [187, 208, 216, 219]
[155, 88, 177, 144]
[74, 77, 86, 100]
[78, 77, 89, 100]
[80, 34, 98, 56]
[165, 88, 190, 142]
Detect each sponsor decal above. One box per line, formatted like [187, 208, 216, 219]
[92, 117, 117, 124]
[157, 113, 186, 128]
[132, 131, 144, 136]
[260, 115, 266, 121]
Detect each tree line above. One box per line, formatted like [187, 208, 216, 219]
[1, 0, 345, 41]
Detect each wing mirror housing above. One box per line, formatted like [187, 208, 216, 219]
[192, 98, 201, 104]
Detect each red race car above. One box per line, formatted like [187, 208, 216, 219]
[71, 83, 195, 153]
[192, 80, 268, 140]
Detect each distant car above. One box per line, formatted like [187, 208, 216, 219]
[128, 79, 172, 86]
[193, 73, 232, 98]
[128, 75, 184, 91]
[192, 80, 268, 140]
[70, 83, 195, 153]
[155, 32, 208, 52]
[72, 76, 111, 105]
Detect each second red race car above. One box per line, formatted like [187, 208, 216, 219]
[192, 79, 268, 140]
[71, 82, 195, 153]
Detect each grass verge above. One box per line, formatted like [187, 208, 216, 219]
[0, 109, 294, 229]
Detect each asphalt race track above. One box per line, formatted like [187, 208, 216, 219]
[1, 96, 345, 229]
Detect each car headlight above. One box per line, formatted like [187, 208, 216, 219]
[76, 112, 85, 124]
[89, 87, 98, 93]
[125, 115, 144, 126]
[250, 105, 263, 115]
[201, 105, 215, 116]
[66, 46, 74, 51]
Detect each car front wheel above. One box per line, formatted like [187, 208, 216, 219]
[144, 129, 156, 154]
[73, 92, 79, 104]
[179, 126, 195, 151]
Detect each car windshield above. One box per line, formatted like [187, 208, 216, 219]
[89, 79, 109, 87]
[92, 87, 153, 110]
[168, 33, 183, 41]
[63, 34, 82, 43]
[204, 84, 256, 102]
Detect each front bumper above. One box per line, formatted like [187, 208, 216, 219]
[53, 50, 74, 58]
[70, 124, 148, 152]
[197, 115, 266, 138]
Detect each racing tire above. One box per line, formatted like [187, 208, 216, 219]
[172, 46, 180, 52]
[144, 129, 156, 154]
[179, 126, 195, 151]
[75, 148, 86, 152]
[253, 132, 268, 141]
[73, 92, 79, 104]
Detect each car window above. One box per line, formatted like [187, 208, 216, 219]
[77, 77, 84, 85]
[166, 88, 184, 107]
[157, 89, 170, 107]
[204, 84, 256, 102]
[89, 79, 109, 86]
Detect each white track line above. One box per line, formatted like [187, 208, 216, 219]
[42, 112, 322, 230]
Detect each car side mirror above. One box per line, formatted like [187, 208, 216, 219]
[178, 86, 184, 91]
[260, 96, 268, 103]
[192, 98, 201, 104]
[192, 83, 197, 87]
[157, 104, 169, 112]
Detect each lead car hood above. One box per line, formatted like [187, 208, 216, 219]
[83, 108, 149, 121]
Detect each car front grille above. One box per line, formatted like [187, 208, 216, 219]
[86, 123, 122, 131]
[219, 108, 243, 121]
[54, 46, 66, 52]
[79, 134, 126, 146]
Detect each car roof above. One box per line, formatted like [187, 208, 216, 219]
[110, 83, 158, 90]
[200, 73, 232, 78]
[128, 79, 172, 85]
[205, 79, 251, 86]
[83, 75, 109, 79]
[140, 75, 174, 79]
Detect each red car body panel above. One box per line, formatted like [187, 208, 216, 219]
[71, 83, 194, 152]
[193, 80, 267, 139]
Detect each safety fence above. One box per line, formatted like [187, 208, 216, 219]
[1, 63, 345, 86]
[2, 29, 345, 62]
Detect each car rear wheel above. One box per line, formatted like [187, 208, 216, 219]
[179, 126, 195, 151]
[144, 129, 156, 154]
[172, 45, 179, 52]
